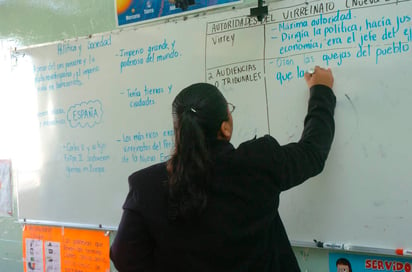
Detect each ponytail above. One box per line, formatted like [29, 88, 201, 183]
[167, 111, 211, 220]
[167, 83, 228, 221]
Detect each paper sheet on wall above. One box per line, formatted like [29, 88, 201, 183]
[329, 252, 412, 272]
[0, 159, 12, 216]
[22, 225, 110, 272]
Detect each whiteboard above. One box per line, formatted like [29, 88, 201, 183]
[13, 0, 412, 250]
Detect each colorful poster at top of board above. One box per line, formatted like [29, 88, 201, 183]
[329, 252, 412, 272]
[115, 0, 241, 26]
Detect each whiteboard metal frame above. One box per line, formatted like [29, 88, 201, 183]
[18, 218, 117, 231]
[291, 240, 400, 257]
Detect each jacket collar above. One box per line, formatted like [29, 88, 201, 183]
[208, 139, 234, 158]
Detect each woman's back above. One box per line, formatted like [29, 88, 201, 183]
[122, 137, 302, 271]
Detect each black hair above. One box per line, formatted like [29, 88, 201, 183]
[336, 258, 352, 272]
[167, 83, 228, 221]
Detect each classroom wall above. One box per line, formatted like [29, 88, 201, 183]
[0, 0, 330, 271]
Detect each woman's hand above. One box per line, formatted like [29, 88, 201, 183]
[304, 66, 334, 89]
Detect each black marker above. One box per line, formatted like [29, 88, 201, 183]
[314, 239, 345, 250]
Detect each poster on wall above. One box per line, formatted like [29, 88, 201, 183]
[22, 225, 110, 272]
[115, 0, 241, 26]
[329, 252, 412, 272]
[0, 159, 12, 216]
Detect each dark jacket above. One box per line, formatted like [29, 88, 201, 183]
[110, 85, 336, 271]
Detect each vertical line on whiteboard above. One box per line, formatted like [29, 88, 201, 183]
[204, 23, 208, 82]
[263, 23, 270, 135]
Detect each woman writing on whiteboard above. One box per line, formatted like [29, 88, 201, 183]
[110, 66, 336, 271]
